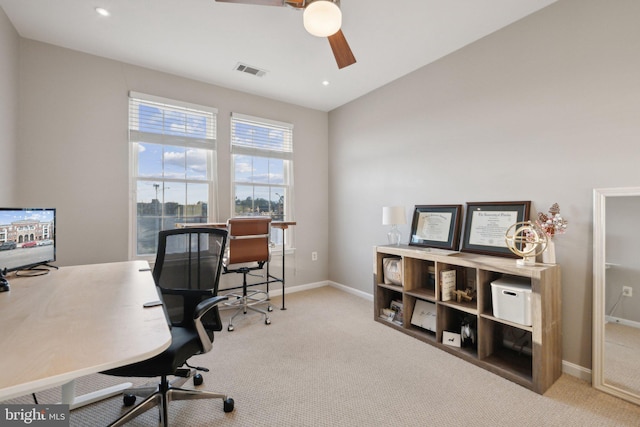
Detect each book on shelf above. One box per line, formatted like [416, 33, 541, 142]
[440, 269, 456, 302]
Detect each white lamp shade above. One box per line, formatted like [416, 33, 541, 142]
[382, 206, 407, 225]
[303, 1, 342, 37]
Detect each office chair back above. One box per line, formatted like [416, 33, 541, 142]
[225, 217, 272, 267]
[153, 227, 227, 332]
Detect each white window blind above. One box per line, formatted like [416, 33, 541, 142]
[231, 113, 293, 158]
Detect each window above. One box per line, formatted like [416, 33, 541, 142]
[129, 92, 217, 257]
[231, 113, 294, 247]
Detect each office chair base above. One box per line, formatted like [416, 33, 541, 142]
[122, 368, 197, 407]
[109, 376, 233, 427]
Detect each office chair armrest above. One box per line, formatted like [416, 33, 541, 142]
[194, 295, 229, 322]
[194, 295, 229, 353]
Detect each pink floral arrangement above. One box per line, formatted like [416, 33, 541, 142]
[536, 203, 568, 238]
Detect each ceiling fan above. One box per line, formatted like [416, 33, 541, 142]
[215, 0, 356, 69]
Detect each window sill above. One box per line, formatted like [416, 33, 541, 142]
[271, 247, 296, 256]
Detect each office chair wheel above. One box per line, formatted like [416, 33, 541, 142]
[123, 393, 136, 407]
[228, 324, 234, 332]
[223, 398, 235, 413]
[265, 317, 271, 325]
[194, 373, 204, 386]
[267, 305, 273, 312]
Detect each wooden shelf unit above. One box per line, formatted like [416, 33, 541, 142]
[374, 245, 562, 394]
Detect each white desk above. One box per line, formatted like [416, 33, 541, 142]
[0, 260, 172, 406]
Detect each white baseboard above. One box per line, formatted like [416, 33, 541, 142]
[267, 280, 328, 297]
[327, 281, 373, 301]
[605, 315, 640, 329]
[267, 280, 373, 300]
[563, 360, 591, 383]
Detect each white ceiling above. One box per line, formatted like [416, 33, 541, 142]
[0, 0, 556, 112]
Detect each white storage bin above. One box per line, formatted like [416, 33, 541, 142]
[491, 276, 532, 326]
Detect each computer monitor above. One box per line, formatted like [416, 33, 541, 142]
[0, 208, 56, 272]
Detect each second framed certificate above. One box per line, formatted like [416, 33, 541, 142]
[409, 205, 462, 250]
[461, 201, 531, 257]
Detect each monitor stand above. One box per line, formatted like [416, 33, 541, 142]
[0, 268, 9, 292]
[15, 263, 58, 277]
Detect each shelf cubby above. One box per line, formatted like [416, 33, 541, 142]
[479, 317, 533, 387]
[405, 294, 438, 344]
[404, 257, 436, 295]
[439, 305, 478, 359]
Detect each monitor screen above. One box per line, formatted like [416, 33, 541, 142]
[0, 208, 56, 271]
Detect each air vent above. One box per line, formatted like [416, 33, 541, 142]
[234, 63, 267, 77]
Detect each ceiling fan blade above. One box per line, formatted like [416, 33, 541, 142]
[284, 0, 305, 7]
[328, 29, 356, 69]
[215, 0, 285, 6]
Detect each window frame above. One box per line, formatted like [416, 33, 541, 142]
[128, 91, 218, 260]
[230, 112, 294, 250]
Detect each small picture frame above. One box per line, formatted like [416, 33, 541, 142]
[409, 205, 462, 251]
[390, 300, 404, 326]
[461, 201, 531, 258]
[442, 331, 461, 347]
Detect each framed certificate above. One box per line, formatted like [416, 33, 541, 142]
[461, 201, 531, 257]
[409, 205, 462, 250]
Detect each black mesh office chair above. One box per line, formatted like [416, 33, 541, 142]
[103, 227, 234, 427]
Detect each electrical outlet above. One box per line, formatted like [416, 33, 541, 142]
[623, 286, 633, 297]
[311, 251, 318, 261]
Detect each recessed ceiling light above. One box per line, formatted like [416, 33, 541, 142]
[95, 7, 110, 17]
[322, 80, 330, 86]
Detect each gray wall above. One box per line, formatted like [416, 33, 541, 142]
[8, 37, 329, 287]
[0, 7, 18, 205]
[328, 0, 640, 370]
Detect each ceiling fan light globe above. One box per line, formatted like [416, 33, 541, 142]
[303, 1, 342, 37]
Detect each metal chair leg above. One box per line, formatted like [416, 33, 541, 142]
[225, 270, 272, 330]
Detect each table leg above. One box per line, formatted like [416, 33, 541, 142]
[59, 379, 133, 410]
[281, 228, 286, 310]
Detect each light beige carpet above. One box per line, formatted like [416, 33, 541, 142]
[4, 286, 640, 426]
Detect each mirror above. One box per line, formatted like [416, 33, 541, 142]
[593, 187, 640, 405]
